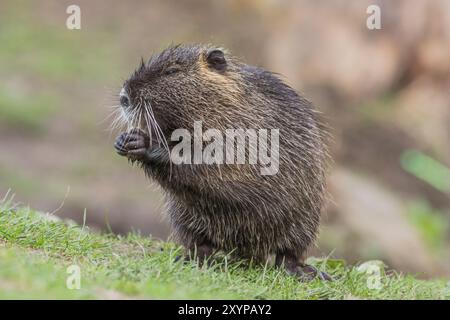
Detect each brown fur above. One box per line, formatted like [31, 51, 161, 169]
[114, 44, 330, 279]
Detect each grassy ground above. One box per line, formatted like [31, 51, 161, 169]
[0, 199, 448, 300]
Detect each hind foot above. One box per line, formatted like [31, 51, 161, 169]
[275, 252, 332, 281]
[176, 242, 216, 266]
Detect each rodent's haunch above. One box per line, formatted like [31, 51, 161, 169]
[114, 44, 331, 280]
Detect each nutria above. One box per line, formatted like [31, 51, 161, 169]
[113, 44, 331, 280]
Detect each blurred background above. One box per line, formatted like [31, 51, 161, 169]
[0, 0, 449, 277]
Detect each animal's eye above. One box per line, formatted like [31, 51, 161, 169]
[120, 95, 130, 108]
[164, 66, 180, 75]
[119, 88, 130, 108]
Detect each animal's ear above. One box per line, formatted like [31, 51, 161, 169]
[206, 49, 227, 72]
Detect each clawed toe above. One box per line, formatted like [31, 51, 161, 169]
[175, 243, 216, 267]
[297, 264, 332, 282]
[276, 253, 333, 282]
[114, 129, 150, 159]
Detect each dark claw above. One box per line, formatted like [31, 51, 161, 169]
[298, 264, 333, 282]
[276, 253, 333, 282]
[114, 134, 128, 155]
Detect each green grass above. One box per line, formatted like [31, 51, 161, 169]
[0, 199, 448, 300]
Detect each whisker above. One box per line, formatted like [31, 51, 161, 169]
[143, 112, 153, 147]
[108, 98, 172, 180]
[145, 100, 172, 179]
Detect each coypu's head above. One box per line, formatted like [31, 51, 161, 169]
[117, 44, 246, 145]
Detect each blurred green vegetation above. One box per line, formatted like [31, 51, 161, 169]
[401, 150, 450, 253]
[0, 88, 55, 131]
[0, 165, 40, 195]
[401, 150, 450, 194]
[0, 2, 123, 134]
[358, 93, 397, 122]
[0, 3, 121, 82]
[407, 200, 449, 254]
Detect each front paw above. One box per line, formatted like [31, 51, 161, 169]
[114, 128, 150, 162]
